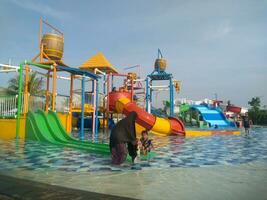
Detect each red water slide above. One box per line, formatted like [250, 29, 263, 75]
[109, 91, 185, 136]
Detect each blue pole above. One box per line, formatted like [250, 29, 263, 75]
[103, 73, 106, 95]
[169, 78, 174, 117]
[145, 77, 149, 112]
[111, 74, 114, 90]
[95, 80, 99, 135]
[149, 80, 153, 111]
[92, 80, 95, 105]
[80, 76, 85, 140]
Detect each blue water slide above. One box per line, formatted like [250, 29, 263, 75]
[191, 105, 236, 128]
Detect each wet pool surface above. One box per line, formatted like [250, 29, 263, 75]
[0, 128, 267, 172]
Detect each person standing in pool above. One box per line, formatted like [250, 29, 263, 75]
[109, 112, 138, 165]
[242, 112, 252, 135]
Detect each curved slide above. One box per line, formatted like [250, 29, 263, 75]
[109, 92, 185, 136]
[26, 110, 110, 154]
[191, 105, 236, 128]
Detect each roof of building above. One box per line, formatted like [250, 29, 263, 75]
[79, 52, 118, 74]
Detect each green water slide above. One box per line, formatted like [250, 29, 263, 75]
[180, 104, 190, 113]
[26, 110, 110, 155]
[45, 110, 109, 151]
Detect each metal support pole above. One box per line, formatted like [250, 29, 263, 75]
[145, 77, 149, 112]
[130, 78, 134, 102]
[23, 65, 29, 115]
[69, 75, 74, 133]
[106, 74, 110, 132]
[95, 80, 99, 135]
[149, 80, 152, 113]
[92, 79, 96, 135]
[111, 74, 114, 90]
[169, 78, 174, 117]
[103, 74, 106, 96]
[39, 18, 43, 62]
[52, 66, 57, 111]
[80, 76, 85, 140]
[45, 71, 50, 112]
[15, 63, 24, 139]
[103, 73, 107, 130]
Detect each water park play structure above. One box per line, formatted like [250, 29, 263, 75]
[0, 18, 240, 152]
[178, 103, 235, 129]
[190, 105, 236, 128]
[177, 98, 248, 129]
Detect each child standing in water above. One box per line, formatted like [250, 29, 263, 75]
[139, 130, 154, 156]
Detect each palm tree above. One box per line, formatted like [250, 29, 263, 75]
[8, 72, 45, 95]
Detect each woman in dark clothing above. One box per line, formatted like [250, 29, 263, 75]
[109, 112, 138, 165]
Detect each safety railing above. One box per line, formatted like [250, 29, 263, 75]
[0, 95, 17, 118]
[0, 94, 27, 118]
[0, 92, 105, 117]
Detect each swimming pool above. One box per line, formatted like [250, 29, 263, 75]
[0, 128, 267, 199]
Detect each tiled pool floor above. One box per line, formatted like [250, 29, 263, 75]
[0, 128, 267, 172]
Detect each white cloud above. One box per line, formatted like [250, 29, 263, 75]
[204, 21, 233, 40]
[9, 0, 69, 20]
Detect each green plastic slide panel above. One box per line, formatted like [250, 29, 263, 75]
[25, 110, 110, 155]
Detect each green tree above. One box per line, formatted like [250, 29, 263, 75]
[8, 72, 45, 95]
[248, 97, 261, 111]
[248, 97, 262, 125]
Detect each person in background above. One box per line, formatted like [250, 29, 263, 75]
[243, 112, 252, 135]
[112, 87, 117, 92]
[109, 112, 138, 165]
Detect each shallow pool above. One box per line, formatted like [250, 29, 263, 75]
[0, 128, 267, 199]
[1, 128, 267, 172]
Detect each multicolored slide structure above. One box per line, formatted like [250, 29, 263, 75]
[26, 110, 110, 154]
[109, 91, 185, 136]
[191, 105, 236, 128]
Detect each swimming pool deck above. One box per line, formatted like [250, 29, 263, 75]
[0, 163, 266, 200]
[0, 174, 136, 200]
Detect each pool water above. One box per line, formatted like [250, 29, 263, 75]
[0, 128, 267, 199]
[1, 128, 267, 172]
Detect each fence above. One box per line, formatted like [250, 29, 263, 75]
[0, 94, 27, 118]
[0, 95, 17, 117]
[0, 92, 105, 117]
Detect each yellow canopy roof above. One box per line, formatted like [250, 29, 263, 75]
[79, 52, 118, 73]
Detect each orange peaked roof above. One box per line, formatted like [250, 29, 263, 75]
[79, 52, 118, 73]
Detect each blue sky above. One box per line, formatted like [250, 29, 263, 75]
[0, 0, 266, 107]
